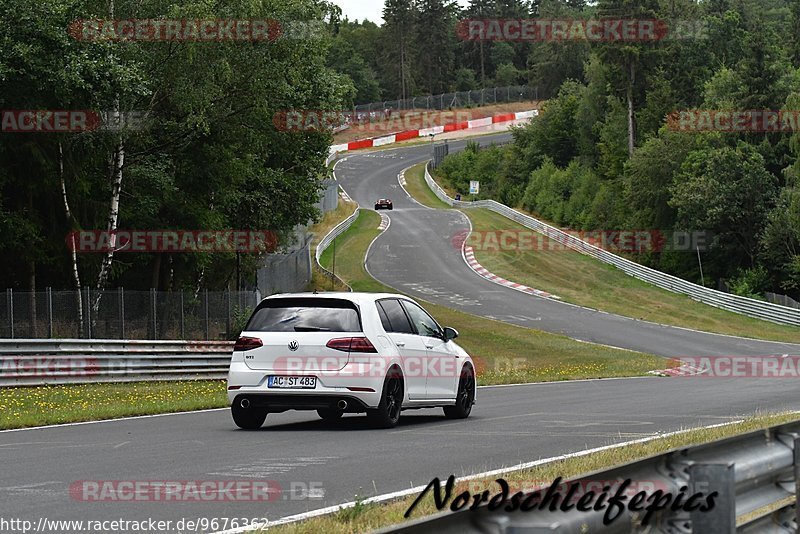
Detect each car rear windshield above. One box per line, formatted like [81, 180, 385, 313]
[245, 298, 362, 333]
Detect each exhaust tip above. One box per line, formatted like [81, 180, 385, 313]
[337, 400, 348, 410]
[240, 398, 251, 409]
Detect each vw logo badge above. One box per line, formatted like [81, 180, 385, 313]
[288, 341, 299, 352]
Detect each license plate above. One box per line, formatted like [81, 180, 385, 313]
[267, 376, 317, 389]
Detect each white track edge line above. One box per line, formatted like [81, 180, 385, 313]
[0, 408, 227, 433]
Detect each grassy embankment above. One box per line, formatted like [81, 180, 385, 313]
[405, 162, 800, 343]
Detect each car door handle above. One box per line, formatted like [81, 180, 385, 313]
[425, 345, 435, 349]
[395, 342, 405, 347]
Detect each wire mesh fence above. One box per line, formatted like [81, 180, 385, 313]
[353, 85, 538, 115]
[1, 288, 260, 341]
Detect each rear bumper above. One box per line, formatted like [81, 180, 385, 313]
[231, 393, 371, 413]
[227, 361, 383, 409]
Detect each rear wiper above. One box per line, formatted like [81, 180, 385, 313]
[294, 326, 331, 332]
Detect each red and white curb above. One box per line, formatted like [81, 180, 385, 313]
[329, 109, 538, 159]
[463, 246, 559, 300]
[378, 213, 390, 231]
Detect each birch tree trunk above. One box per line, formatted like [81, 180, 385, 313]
[92, 0, 123, 319]
[59, 141, 83, 330]
[94, 137, 124, 298]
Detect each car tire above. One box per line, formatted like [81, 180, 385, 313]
[367, 371, 403, 428]
[388, 206, 393, 210]
[444, 366, 475, 420]
[231, 404, 268, 430]
[374, 205, 380, 210]
[317, 408, 344, 421]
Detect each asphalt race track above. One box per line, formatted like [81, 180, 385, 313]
[338, 134, 800, 357]
[4, 377, 800, 528]
[4, 134, 800, 531]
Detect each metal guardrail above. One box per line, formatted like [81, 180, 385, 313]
[314, 205, 360, 292]
[424, 163, 800, 327]
[326, 150, 339, 167]
[0, 339, 233, 386]
[380, 418, 800, 533]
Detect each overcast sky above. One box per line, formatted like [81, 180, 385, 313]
[332, 0, 470, 24]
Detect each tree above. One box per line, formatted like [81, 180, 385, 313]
[494, 63, 522, 86]
[382, 0, 417, 100]
[462, 0, 498, 86]
[415, 0, 459, 95]
[452, 67, 478, 91]
[510, 79, 583, 168]
[792, 0, 800, 66]
[0, 0, 352, 296]
[670, 143, 778, 268]
[327, 38, 380, 104]
[595, 0, 661, 157]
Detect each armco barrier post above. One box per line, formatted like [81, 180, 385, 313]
[149, 288, 157, 339]
[204, 289, 210, 341]
[180, 290, 185, 339]
[47, 287, 53, 338]
[7, 288, 13, 339]
[119, 287, 125, 339]
[84, 286, 91, 339]
[689, 463, 735, 533]
[225, 290, 231, 339]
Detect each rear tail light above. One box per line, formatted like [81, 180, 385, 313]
[234, 336, 263, 351]
[326, 337, 378, 353]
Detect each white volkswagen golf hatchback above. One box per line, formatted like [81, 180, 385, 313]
[227, 293, 476, 429]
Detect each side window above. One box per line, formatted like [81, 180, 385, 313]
[400, 300, 442, 338]
[376, 302, 392, 332]
[377, 300, 415, 334]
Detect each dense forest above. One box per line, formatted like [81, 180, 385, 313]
[0, 0, 349, 293]
[328, 0, 538, 105]
[436, 0, 800, 300]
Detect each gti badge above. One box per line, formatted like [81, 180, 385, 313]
[288, 340, 299, 352]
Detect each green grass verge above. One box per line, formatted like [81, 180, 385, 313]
[466, 208, 800, 343]
[402, 162, 800, 343]
[266, 411, 800, 533]
[402, 164, 450, 209]
[308, 197, 356, 293]
[0, 380, 227, 430]
[319, 210, 665, 385]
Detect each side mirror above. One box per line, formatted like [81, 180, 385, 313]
[443, 327, 459, 341]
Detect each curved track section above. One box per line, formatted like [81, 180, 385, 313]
[335, 136, 800, 358]
[4, 136, 800, 530]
